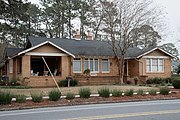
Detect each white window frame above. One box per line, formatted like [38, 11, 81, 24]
[73, 58, 82, 73]
[101, 59, 110, 73]
[146, 58, 164, 73]
[84, 58, 99, 73]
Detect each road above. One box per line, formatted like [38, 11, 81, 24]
[0, 99, 180, 120]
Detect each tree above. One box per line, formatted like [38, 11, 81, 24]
[130, 25, 161, 48]
[176, 64, 180, 75]
[101, 0, 162, 83]
[161, 43, 179, 57]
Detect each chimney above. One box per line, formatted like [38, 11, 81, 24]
[86, 30, 93, 40]
[73, 29, 81, 40]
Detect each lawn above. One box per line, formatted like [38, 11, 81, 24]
[0, 85, 157, 96]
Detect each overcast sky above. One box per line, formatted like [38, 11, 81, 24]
[29, 0, 180, 53]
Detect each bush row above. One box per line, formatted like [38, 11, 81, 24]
[0, 87, 171, 105]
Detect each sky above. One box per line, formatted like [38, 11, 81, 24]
[29, 0, 180, 55]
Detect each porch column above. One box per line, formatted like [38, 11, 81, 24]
[22, 55, 31, 78]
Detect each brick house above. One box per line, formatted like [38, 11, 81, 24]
[0, 37, 174, 87]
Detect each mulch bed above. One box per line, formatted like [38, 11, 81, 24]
[1, 90, 180, 111]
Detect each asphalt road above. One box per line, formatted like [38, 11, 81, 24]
[1, 99, 180, 120]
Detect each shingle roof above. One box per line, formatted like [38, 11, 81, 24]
[7, 36, 172, 59]
[6, 48, 24, 58]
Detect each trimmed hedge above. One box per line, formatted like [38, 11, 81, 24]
[172, 80, 180, 89]
[58, 79, 78, 87]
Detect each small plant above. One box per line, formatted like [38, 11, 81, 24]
[15, 95, 26, 103]
[137, 89, 144, 95]
[49, 90, 61, 101]
[112, 89, 122, 97]
[98, 87, 110, 98]
[66, 92, 75, 100]
[31, 92, 43, 103]
[0, 91, 13, 105]
[134, 77, 139, 85]
[125, 89, 134, 96]
[160, 87, 170, 95]
[149, 89, 157, 95]
[83, 69, 90, 76]
[79, 88, 91, 98]
[172, 80, 180, 89]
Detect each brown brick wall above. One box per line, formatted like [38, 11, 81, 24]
[74, 76, 119, 86]
[140, 58, 172, 78]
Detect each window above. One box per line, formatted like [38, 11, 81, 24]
[101, 59, 110, 73]
[84, 58, 99, 73]
[17, 58, 22, 74]
[146, 58, 164, 72]
[9, 59, 13, 73]
[73, 58, 82, 73]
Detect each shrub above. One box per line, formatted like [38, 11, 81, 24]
[15, 95, 26, 103]
[126, 81, 132, 85]
[10, 77, 21, 86]
[49, 90, 61, 101]
[112, 89, 122, 97]
[66, 92, 75, 100]
[149, 89, 157, 95]
[172, 80, 180, 89]
[0, 91, 13, 105]
[31, 92, 43, 103]
[137, 89, 144, 95]
[125, 89, 134, 96]
[58, 80, 68, 87]
[160, 87, 170, 95]
[58, 79, 78, 87]
[79, 88, 91, 98]
[98, 87, 110, 98]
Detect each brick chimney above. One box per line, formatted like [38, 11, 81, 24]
[73, 29, 81, 40]
[86, 30, 93, 40]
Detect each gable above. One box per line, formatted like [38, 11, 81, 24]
[31, 44, 65, 53]
[145, 49, 169, 57]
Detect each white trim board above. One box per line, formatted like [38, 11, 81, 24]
[142, 56, 170, 59]
[25, 52, 68, 56]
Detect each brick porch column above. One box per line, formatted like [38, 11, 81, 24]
[22, 55, 31, 78]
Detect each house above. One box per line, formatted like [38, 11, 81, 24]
[0, 36, 175, 87]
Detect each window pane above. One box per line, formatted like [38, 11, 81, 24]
[90, 60, 93, 71]
[95, 60, 98, 71]
[73, 60, 81, 72]
[146, 59, 151, 72]
[84, 60, 88, 70]
[158, 59, 164, 72]
[152, 59, 158, 72]
[102, 59, 109, 72]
